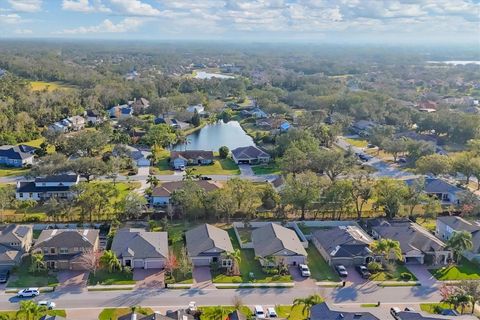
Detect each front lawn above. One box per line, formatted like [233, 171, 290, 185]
[344, 137, 369, 148]
[276, 305, 308, 320]
[98, 307, 153, 320]
[420, 303, 466, 315]
[251, 162, 281, 175]
[306, 245, 340, 281]
[430, 259, 480, 280]
[7, 261, 58, 288]
[370, 264, 417, 282]
[193, 158, 240, 175]
[198, 306, 252, 320]
[88, 270, 135, 285]
[212, 229, 292, 283]
[0, 310, 66, 319]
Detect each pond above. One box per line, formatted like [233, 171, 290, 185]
[172, 120, 255, 151]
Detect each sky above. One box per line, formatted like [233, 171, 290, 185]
[0, 0, 479, 44]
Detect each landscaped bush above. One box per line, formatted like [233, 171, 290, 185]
[263, 268, 279, 275]
[367, 261, 382, 273]
[400, 272, 413, 281]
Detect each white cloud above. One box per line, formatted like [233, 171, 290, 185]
[108, 0, 161, 16]
[0, 13, 22, 24]
[59, 17, 145, 34]
[8, 0, 42, 12]
[62, 0, 111, 13]
[15, 28, 33, 34]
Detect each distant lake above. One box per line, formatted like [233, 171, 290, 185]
[195, 71, 235, 80]
[427, 60, 480, 65]
[172, 120, 255, 151]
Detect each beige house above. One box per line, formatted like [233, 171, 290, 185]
[32, 229, 99, 270]
[0, 224, 33, 268]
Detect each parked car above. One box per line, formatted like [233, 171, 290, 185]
[17, 288, 39, 298]
[355, 265, 371, 279]
[404, 307, 415, 312]
[254, 306, 266, 319]
[441, 309, 460, 316]
[397, 157, 407, 163]
[0, 269, 9, 283]
[298, 264, 311, 277]
[200, 176, 212, 180]
[358, 154, 370, 162]
[336, 265, 348, 277]
[367, 144, 376, 148]
[38, 301, 56, 309]
[390, 307, 401, 319]
[267, 307, 277, 318]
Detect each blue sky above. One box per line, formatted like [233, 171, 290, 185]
[0, 0, 479, 43]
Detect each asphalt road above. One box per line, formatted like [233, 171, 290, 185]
[1, 284, 442, 311]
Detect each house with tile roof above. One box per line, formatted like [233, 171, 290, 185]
[251, 223, 307, 266]
[185, 223, 234, 267]
[111, 228, 168, 269]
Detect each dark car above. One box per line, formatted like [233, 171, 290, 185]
[200, 176, 212, 181]
[0, 270, 9, 283]
[355, 265, 371, 279]
[357, 153, 370, 162]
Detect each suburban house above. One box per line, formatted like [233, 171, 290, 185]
[185, 223, 234, 267]
[0, 146, 34, 167]
[395, 131, 438, 145]
[86, 109, 105, 125]
[151, 181, 221, 206]
[170, 150, 214, 170]
[67, 115, 86, 131]
[312, 226, 374, 267]
[350, 120, 377, 136]
[48, 122, 68, 133]
[111, 228, 168, 269]
[125, 146, 151, 167]
[279, 121, 291, 132]
[32, 229, 100, 270]
[231, 146, 270, 164]
[8, 144, 37, 154]
[118, 309, 195, 320]
[129, 97, 150, 113]
[251, 223, 307, 266]
[15, 174, 80, 201]
[155, 117, 190, 130]
[39, 315, 67, 320]
[270, 176, 285, 191]
[250, 107, 267, 118]
[255, 118, 291, 132]
[0, 224, 33, 268]
[109, 104, 133, 119]
[310, 302, 379, 320]
[436, 216, 480, 262]
[405, 178, 463, 205]
[186, 104, 205, 114]
[371, 220, 451, 265]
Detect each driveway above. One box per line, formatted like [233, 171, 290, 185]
[192, 267, 214, 289]
[288, 266, 316, 288]
[238, 165, 254, 177]
[56, 271, 88, 292]
[345, 267, 369, 285]
[405, 265, 437, 286]
[134, 269, 165, 289]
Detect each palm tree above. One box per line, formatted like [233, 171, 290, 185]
[229, 249, 242, 275]
[29, 252, 46, 273]
[147, 175, 159, 187]
[370, 238, 402, 263]
[16, 300, 46, 320]
[293, 294, 323, 319]
[447, 231, 473, 263]
[456, 293, 473, 314]
[100, 250, 121, 273]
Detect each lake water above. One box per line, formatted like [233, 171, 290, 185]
[172, 120, 255, 151]
[195, 71, 235, 79]
[427, 60, 480, 65]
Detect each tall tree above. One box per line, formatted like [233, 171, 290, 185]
[100, 250, 121, 273]
[350, 174, 374, 219]
[370, 238, 403, 263]
[374, 178, 408, 219]
[310, 149, 354, 182]
[447, 231, 473, 263]
[416, 154, 452, 177]
[292, 294, 323, 319]
[281, 171, 323, 220]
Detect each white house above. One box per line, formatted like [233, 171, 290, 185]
[16, 174, 80, 201]
[186, 104, 205, 114]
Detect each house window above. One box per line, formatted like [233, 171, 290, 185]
[60, 248, 68, 254]
[29, 193, 33, 198]
[19, 193, 23, 198]
[222, 259, 232, 268]
[50, 247, 56, 254]
[43, 248, 49, 254]
[212, 257, 218, 263]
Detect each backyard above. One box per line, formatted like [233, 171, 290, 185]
[430, 259, 480, 280]
[212, 228, 292, 283]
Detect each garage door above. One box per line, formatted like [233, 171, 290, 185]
[145, 259, 164, 269]
[133, 260, 145, 269]
[192, 257, 211, 266]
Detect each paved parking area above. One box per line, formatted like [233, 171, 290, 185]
[134, 269, 165, 289]
[405, 264, 437, 286]
[288, 266, 316, 288]
[345, 266, 369, 285]
[192, 267, 214, 289]
[56, 271, 88, 292]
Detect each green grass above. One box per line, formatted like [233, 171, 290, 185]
[192, 157, 240, 175]
[198, 306, 252, 320]
[276, 305, 308, 320]
[168, 222, 194, 284]
[0, 310, 66, 319]
[30, 81, 76, 92]
[7, 261, 58, 288]
[430, 259, 480, 280]
[212, 229, 292, 283]
[344, 137, 369, 148]
[88, 270, 135, 285]
[420, 303, 462, 314]
[251, 162, 281, 175]
[98, 307, 153, 320]
[360, 304, 379, 308]
[153, 148, 174, 175]
[370, 264, 417, 282]
[0, 166, 30, 177]
[306, 244, 340, 281]
[20, 138, 55, 153]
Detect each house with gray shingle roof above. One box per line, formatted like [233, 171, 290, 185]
[251, 223, 307, 266]
[231, 146, 270, 165]
[185, 224, 234, 267]
[32, 229, 99, 270]
[111, 228, 168, 269]
[0, 224, 33, 268]
[310, 302, 379, 320]
[311, 226, 374, 267]
[436, 216, 480, 262]
[372, 220, 451, 265]
[405, 178, 463, 205]
[0, 146, 34, 167]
